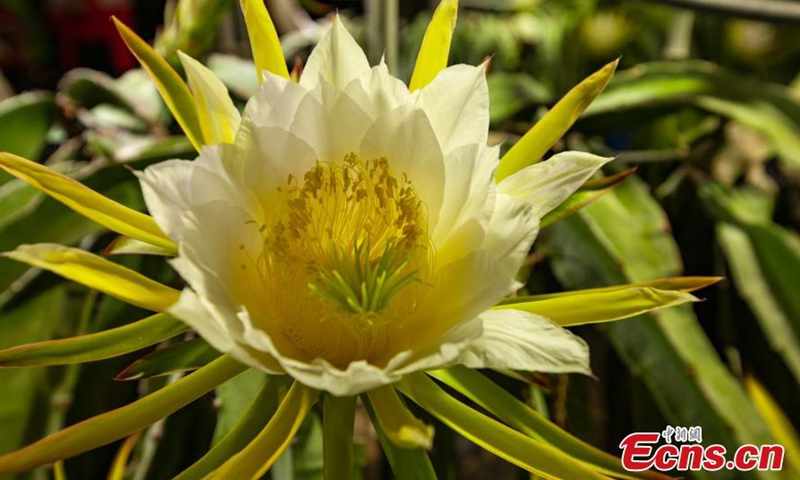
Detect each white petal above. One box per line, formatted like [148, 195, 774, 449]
[171, 289, 236, 352]
[271, 90, 328, 156]
[426, 250, 512, 325]
[300, 16, 370, 90]
[253, 79, 373, 163]
[279, 357, 400, 397]
[237, 309, 309, 367]
[170, 289, 282, 373]
[318, 81, 375, 161]
[137, 160, 195, 241]
[245, 70, 312, 129]
[416, 64, 489, 153]
[456, 309, 591, 374]
[137, 147, 248, 242]
[360, 104, 445, 229]
[433, 142, 498, 265]
[168, 201, 310, 365]
[167, 202, 258, 315]
[233, 118, 319, 200]
[261, 317, 479, 396]
[386, 250, 510, 357]
[498, 151, 612, 218]
[343, 62, 409, 120]
[481, 192, 539, 284]
[393, 316, 484, 375]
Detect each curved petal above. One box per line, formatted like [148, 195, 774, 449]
[137, 144, 261, 239]
[248, 64, 408, 166]
[300, 16, 370, 91]
[169, 203, 256, 312]
[360, 104, 446, 230]
[416, 64, 489, 153]
[481, 192, 539, 285]
[388, 250, 511, 358]
[392, 315, 483, 375]
[456, 309, 590, 374]
[233, 118, 319, 202]
[497, 151, 611, 219]
[253, 79, 373, 163]
[139, 174, 220, 241]
[343, 62, 410, 120]
[169, 253, 250, 350]
[433, 143, 497, 264]
[316, 81, 375, 161]
[279, 357, 400, 397]
[270, 312, 483, 396]
[170, 289, 282, 373]
[245, 71, 312, 130]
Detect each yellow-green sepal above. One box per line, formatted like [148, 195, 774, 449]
[0, 152, 176, 253]
[397, 373, 609, 479]
[112, 16, 205, 151]
[2, 244, 180, 312]
[540, 167, 635, 229]
[106, 434, 141, 480]
[409, 0, 458, 91]
[115, 338, 220, 381]
[322, 394, 357, 480]
[0, 313, 186, 368]
[207, 382, 318, 479]
[173, 376, 292, 480]
[495, 59, 618, 182]
[745, 376, 800, 472]
[495, 277, 720, 327]
[0, 356, 246, 475]
[430, 367, 673, 480]
[362, 396, 437, 480]
[239, 0, 290, 82]
[367, 385, 434, 450]
[178, 51, 241, 145]
[105, 236, 176, 257]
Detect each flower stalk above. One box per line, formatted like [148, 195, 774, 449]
[322, 394, 356, 480]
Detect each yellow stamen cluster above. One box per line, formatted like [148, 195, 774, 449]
[269, 154, 425, 266]
[239, 154, 431, 366]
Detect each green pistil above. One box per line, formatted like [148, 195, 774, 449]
[308, 240, 418, 315]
